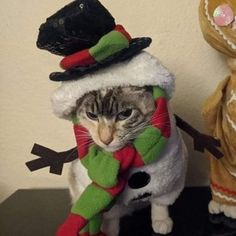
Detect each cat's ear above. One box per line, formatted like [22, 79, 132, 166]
[76, 91, 96, 109]
[76, 96, 84, 109]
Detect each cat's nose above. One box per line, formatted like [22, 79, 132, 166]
[99, 123, 114, 145]
[99, 129, 114, 145]
[100, 135, 113, 145]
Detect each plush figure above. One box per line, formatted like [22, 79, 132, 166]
[26, 0, 224, 236]
[199, 0, 236, 219]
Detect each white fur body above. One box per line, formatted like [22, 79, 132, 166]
[69, 107, 187, 235]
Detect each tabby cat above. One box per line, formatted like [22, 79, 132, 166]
[69, 85, 187, 235]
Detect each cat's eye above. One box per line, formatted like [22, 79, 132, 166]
[117, 109, 133, 121]
[79, 3, 84, 9]
[86, 112, 98, 120]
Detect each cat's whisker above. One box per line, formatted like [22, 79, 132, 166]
[74, 131, 90, 135]
[129, 121, 170, 131]
[120, 121, 171, 141]
[152, 122, 171, 126]
[151, 114, 169, 119]
[151, 112, 169, 117]
[77, 142, 92, 149]
[74, 135, 91, 139]
[75, 133, 90, 135]
[121, 127, 148, 140]
[77, 140, 94, 149]
[151, 118, 170, 123]
[76, 144, 93, 151]
[78, 139, 94, 145]
[63, 140, 94, 162]
[128, 122, 149, 131]
[75, 133, 90, 136]
[151, 111, 169, 116]
[151, 114, 169, 120]
[64, 149, 77, 162]
[75, 137, 92, 141]
[74, 129, 87, 132]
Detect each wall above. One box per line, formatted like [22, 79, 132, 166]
[0, 0, 229, 202]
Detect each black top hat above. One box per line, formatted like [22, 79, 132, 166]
[37, 0, 152, 81]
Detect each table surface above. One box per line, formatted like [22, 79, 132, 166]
[0, 187, 236, 236]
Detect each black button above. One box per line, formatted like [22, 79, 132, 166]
[128, 171, 151, 189]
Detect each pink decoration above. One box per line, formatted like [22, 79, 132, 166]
[213, 4, 234, 26]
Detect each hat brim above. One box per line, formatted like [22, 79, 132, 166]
[49, 37, 152, 82]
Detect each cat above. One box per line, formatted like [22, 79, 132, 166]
[68, 85, 187, 235]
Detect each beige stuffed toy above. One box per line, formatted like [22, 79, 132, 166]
[199, 0, 236, 218]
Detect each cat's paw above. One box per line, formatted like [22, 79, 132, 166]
[208, 200, 221, 214]
[152, 217, 173, 235]
[221, 204, 236, 219]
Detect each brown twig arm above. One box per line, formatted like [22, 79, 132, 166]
[26, 144, 78, 175]
[26, 115, 223, 175]
[174, 114, 224, 159]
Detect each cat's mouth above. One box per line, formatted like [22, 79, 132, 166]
[100, 145, 123, 152]
[96, 142, 125, 152]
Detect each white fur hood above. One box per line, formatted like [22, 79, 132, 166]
[51, 51, 175, 119]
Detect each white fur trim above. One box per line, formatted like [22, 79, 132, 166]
[51, 52, 175, 119]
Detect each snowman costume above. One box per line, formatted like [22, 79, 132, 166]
[52, 51, 188, 235]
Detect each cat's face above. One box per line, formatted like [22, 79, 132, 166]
[75, 86, 155, 152]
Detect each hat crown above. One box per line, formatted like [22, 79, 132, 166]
[37, 0, 115, 56]
[36, 0, 152, 81]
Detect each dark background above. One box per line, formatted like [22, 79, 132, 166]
[0, 187, 236, 236]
